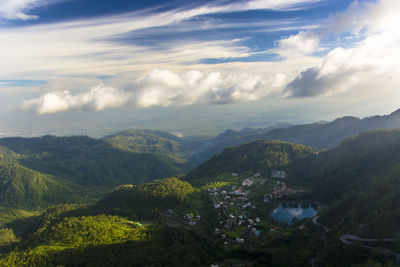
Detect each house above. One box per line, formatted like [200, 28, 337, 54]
[213, 203, 221, 209]
[242, 178, 254, 187]
[272, 170, 288, 179]
[166, 209, 174, 214]
[236, 238, 244, 243]
[232, 173, 238, 177]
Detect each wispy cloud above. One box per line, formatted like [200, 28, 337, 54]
[0, 0, 63, 21]
[9, 0, 400, 116]
[0, 0, 322, 80]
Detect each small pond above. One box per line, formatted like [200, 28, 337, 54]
[270, 202, 317, 225]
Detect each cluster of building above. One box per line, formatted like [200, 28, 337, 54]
[184, 213, 201, 226]
[208, 176, 265, 245]
[271, 181, 304, 198]
[271, 170, 288, 179]
[165, 209, 201, 226]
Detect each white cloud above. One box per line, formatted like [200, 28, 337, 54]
[277, 31, 320, 56]
[21, 69, 286, 114]
[0, 0, 60, 20]
[240, 0, 321, 11]
[21, 84, 129, 114]
[285, 0, 400, 97]
[0, 0, 321, 81]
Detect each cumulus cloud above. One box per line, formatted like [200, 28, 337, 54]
[21, 69, 283, 114]
[21, 85, 129, 115]
[277, 31, 320, 56]
[285, 0, 400, 97]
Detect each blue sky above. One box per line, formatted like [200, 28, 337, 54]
[0, 0, 400, 136]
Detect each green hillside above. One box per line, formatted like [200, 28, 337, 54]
[187, 140, 316, 183]
[0, 135, 184, 187]
[291, 129, 400, 242]
[0, 135, 188, 210]
[95, 177, 197, 217]
[0, 146, 78, 209]
[104, 129, 185, 156]
[103, 129, 211, 169]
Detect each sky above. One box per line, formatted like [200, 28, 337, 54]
[1, 0, 400, 137]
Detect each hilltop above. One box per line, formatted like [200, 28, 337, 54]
[186, 140, 316, 184]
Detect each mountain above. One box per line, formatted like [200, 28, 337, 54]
[0, 146, 77, 209]
[0, 135, 184, 186]
[190, 108, 400, 164]
[103, 129, 213, 170]
[291, 129, 400, 240]
[0, 135, 188, 209]
[186, 140, 316, 184]
[104, 129, 187, 157]
[188, 124, 290, 165]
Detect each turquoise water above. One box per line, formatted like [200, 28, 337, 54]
[270, 202, 317, 225]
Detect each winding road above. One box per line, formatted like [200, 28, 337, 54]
[311, 216, 400, 264]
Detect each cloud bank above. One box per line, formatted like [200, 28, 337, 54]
[21, 69, 285, 114]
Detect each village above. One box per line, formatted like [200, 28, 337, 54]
[161, 170, 310, 248]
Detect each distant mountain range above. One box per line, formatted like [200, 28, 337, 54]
[188, 108, 400, 164]
[2, 108, 400, 209]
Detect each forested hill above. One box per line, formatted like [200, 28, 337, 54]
[0, 146, 77, 209]
[0, 135, 183, 186]
[104, 129, 186, 157]
[103, 129, 211, 170]
[0, 135, 186, 209]
[258, 109, 400, 149]
[190, 108, 400, 164]
[95, 177, 196, 217]
[291, 129, 400, 240]
[186, 140, 316, 183]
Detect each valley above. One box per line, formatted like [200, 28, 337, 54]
[1, 110, 400, 266]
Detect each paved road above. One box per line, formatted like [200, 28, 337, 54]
[340, 234, 400, 263]
[312, 216, 400, 264]
[340, 234, 396, 245]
